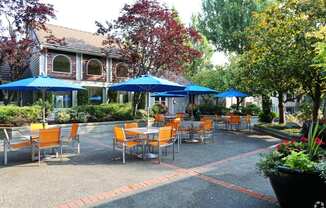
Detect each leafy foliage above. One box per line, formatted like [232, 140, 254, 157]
[197, 104, 229, 115]
[258, 123, 326, 182]
[198, 0, 267, 54]
[151, 103, 168, 115]
[74, 103, 133, 122]
[0, 105, 42, 126]
[283, 151, 316, 172]
[96, 0, 201, 77]
[0, 0, 63, 81]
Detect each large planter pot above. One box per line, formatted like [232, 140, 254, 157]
[269, 166, 326, 208]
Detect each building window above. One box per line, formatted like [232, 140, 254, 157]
[87, 59, 102, 75]
[88, 87, 103, 105]
[53, 92, 72, 108]
[53, 55, 71, 73]
[116, 63, 128, 77]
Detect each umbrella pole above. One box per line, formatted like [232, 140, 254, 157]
[147, 92, 150, 128]
[42, 90, 46, 125]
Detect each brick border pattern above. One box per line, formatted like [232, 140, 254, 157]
[56, 145, 278, 208]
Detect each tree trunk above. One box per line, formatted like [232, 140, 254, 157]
[236, 97, 240, 110]
[132, 92, 143, 116]
[278, 91, 285, 124]
[312, 84, 321, 122]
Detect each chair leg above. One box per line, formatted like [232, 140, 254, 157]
[177, 134, 180, 153]
[77, 140, 80, 154]
[122, 144, 126, 164]
[60, 145, 63, 160]
[158, 146, 161, 164]
[172, 143, 175, 160]
[38, 148, 41, 166]
[4, 142, 7, 165]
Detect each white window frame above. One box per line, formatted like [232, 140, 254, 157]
[52, 54, 72, 74]
[86, 58, 103, 76]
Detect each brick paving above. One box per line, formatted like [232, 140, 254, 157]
[0, 128, 280, 208]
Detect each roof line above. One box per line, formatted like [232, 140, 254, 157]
[46, 23, 102, 37]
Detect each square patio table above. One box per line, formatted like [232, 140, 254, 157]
[124, 127, 160, 159]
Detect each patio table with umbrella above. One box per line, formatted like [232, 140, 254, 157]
[0, 75, 85, 124]
[109, 74, 185, 159]
[109, 74, 185, 127]
[165, 84, 218, 142]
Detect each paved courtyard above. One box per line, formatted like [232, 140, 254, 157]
[0, 127, 281, 208]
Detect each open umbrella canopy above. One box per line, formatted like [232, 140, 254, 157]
[109, 74, 185, 92]
[166, 84, 218, 95]
[151, 92, 186, 97]
[0, 75, 85, 91]
[215, 88, 248, 98]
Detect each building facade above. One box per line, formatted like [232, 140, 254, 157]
[29, 24, 130, 108]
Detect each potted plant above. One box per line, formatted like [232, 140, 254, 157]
[257, 122, 326, 208]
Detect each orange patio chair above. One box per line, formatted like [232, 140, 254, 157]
[30, 123, 48, 141]
[148, 126, 174, 163]
[124, 122, 143, 140]
[113, 126, 140, 164]
[62, 123, 80, 154]
[154, 114, 165, 127]
[2, 128, 32, 165]
[229, 116, 241, 130]
[244, 115, 252, 131]
[32, 127, 62, 165]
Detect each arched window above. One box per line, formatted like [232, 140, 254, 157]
[116, 63, 129, 77]
[52, 55, 71, 73]
[87, 59, 102, 75]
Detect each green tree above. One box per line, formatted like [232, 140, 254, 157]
[198, 0, 268, 54]
[241, 0, 326, 123]
[185, 16, 215, 78]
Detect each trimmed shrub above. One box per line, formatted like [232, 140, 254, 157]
[74, 103, 133, 122]
[242, 104, 261, 116]
[259, 111, 277, 123]
[197, 104, 229, 115]
[151, 103, 168, 115]
[55, 109, 71, 124]
[0, 105, 42, 126]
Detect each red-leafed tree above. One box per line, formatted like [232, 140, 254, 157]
[96, 0, 202, 77]
[96, 0, 202, 113]
[0, 0, 62, 81]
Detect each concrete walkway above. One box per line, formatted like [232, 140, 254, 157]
[0, 128, 280, 208]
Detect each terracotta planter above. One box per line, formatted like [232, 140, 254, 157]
[269, 166, 326, 208]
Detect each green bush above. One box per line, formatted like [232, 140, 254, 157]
[74, 103, 133, 122]
[242, 104, 261, 116]
[259, 111, 277, 123]
[0, 105, 42, 126]
[55, 109, 71, 124]
[197, 104, 229, 115]
[151, 103, 168, 115]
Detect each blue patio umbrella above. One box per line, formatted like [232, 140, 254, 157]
[165, 84, 218, 120]
[0, 75, 85, 123]
[215, 88, 248, 98]
[109, 74, 185, 126]
[215, 88, 248, 110]
[166, 84, 218, 96]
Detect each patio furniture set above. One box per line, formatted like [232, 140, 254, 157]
[2, 123, 80, 165]
[113, 114, 216, 164]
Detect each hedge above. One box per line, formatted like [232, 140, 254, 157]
[73, 103, 133, 122]
[0, 105, 42, 126]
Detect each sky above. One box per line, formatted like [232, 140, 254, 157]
[42, 0, 227, 65]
